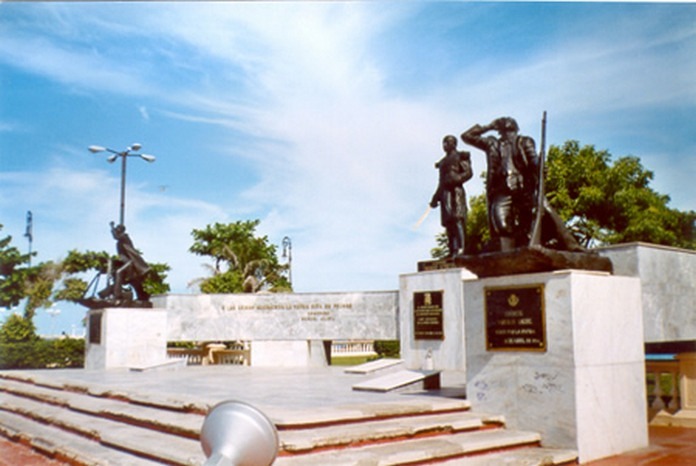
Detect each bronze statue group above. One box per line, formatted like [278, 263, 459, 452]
[430, 115, 583, 258]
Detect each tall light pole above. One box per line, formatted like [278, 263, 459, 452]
[282, 236, 292, 288]
[24, 210, 33, 266]
[88, 143, 156, 226]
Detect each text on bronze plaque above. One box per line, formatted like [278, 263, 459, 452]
[413, 290, 444, 340]
[485, 285, 545, 351]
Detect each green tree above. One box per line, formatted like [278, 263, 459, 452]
[56, 249, 170, 302]
[0, 313, 38, 344]
[545, 141, 695, 249]
[0, 225, 33, 310]
[0, 225, 54, 320]
[189, 220, 291, 293]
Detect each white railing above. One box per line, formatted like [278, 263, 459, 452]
[646, 356, 680, 412]
[167, 342, 251, 366]
[331, 340, 377, 357]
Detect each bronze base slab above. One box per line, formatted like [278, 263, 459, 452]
[418, 246, 613, 278]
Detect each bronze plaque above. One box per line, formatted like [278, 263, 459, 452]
[485, 285, 546, 351]
[414, 290, 444, 340]
[89, 312, 102, 345]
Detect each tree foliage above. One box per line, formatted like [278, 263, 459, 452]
[56, 249, 171, 301]
[432, 141, 695, 256]
[0, 313, 38, 344]
[545, 141, 695, 249]
[189, 220, 291, 293]
[0, 225, 34, 310]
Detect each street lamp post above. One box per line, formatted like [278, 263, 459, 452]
[88, 143, 155, 226]
[282, 236, 292, 288]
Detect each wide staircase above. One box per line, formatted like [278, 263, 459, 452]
[0, 372, 577, 465]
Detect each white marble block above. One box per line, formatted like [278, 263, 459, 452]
[465, 270, 648, 464]
[85, 308, 167, 370]
[399, 268, 476, 372]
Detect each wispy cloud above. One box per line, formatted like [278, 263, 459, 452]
[0, 34, 153, 96]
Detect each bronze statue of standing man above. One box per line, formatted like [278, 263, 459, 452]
[461, 117, 538, 252]
[462, 116, 583, 253]
[430, 135, 473, 257]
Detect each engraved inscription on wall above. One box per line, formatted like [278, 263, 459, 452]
[414, 290, 444, 340]
[485, 285, 546, 351]
[218, 301, 352, 322]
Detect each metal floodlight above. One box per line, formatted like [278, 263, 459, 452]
[88, 141, 156, 226]
[200, 400, 279, 466]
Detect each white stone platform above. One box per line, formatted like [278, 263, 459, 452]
[85, 308, 167, 370]
[399, 268, 476, 372]
[464, 270, 648, 464]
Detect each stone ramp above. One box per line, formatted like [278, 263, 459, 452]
[0, 370, 577, 465]
[352, 369, 442, 392]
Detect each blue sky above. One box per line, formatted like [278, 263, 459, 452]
[1, 2, 695, 336]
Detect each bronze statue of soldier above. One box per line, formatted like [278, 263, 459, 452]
[430, 135, 473, 257]
[462, 117, 583, 252]
[96, 222, 151, 304]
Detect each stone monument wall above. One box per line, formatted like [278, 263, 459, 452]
[598, 242, 696, 343]
[152, 291, 398, 342]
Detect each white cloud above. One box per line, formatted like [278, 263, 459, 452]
[138, 106, 150, 122]
[0, 34, 153, 96]
[1, 2, 694, 301]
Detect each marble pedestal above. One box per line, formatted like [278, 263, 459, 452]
[465, 270, 648, 464]
[85, 308, 167, 370]
[399, 268, 476, 371]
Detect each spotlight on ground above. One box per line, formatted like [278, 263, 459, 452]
[200, 400, 279, 466]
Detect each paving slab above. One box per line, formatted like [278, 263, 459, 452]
[344, 358, 403, 374]
[437, 447, 578, 465]
[0, 366, 461, 416]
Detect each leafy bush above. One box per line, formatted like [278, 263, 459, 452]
[373, 340, 400, 358]
[0, 337, 84, 369]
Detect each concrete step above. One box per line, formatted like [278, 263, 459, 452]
[279, 411, 502, 453]
[0, 391, 205, 465]
[0, 372, 577, 466]
[0, 376, 203, 439]
[0, 410, 165, 466]
[275, 428, 542, 465]
[272, 398, 474, 429]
